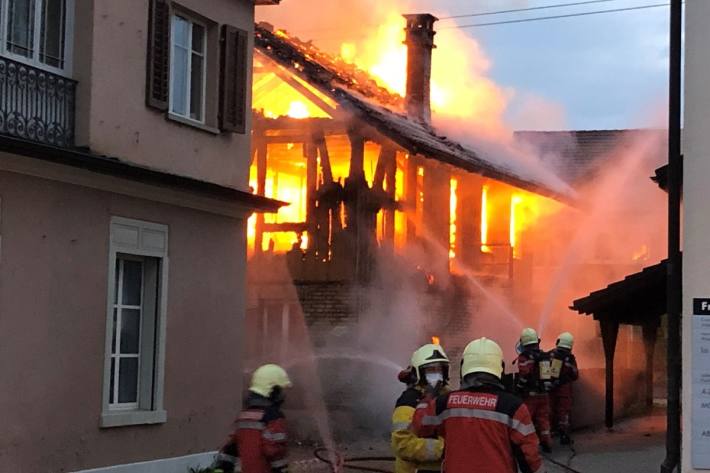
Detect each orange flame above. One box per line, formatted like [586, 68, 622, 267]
[432, 336, 441, 346]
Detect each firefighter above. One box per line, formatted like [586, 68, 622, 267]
[391, 343, 449, 473]
[212, 364, 292, 473]
[548, 332, 579, 445]
[515, 327, 553, 453]
[412, 338, 545, 473]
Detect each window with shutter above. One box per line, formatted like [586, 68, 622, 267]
[220, 25, 248, 134]
[146, 0, 171, 111]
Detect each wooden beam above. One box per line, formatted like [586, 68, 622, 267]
[255, 137, 268, 254]
[347, 129, 366, 183]
[263, 222, 308, 233]
[406, 154, 419, 243]
[305, 140, 318, 251]
[313, 130, 334, 184]
[265, 59, 339, 117]
[642, 322, 659, 409]
[599, 317, 620, 429]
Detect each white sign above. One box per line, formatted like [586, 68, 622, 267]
[693, 314, 710, 468]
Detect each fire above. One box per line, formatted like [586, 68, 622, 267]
[510, 195, 522, 256]
[480, 185, 491, 253]
[432, 336, 441, 345]
[449, 178, 458, 260]
[287, 100, 309, 118]
[330, 11, 509, 136]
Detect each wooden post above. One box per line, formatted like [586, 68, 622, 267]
[642, 322, 659, 409]
[304, 141, 318, 253]
[599, 317, 620, 429]
[458, 174, 483, 269]
[423, 162, 450, 266]
[384, 148, 397, 247]
[255, 136, 268, 254]
[405, 154, 419, 243]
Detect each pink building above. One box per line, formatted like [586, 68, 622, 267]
[0, 1, 281, 471]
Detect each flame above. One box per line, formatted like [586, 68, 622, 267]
[510, 195, 522, 256]
[481, 185, 491, 253]
[340, 42, 357, 63]
[449, 178, 458, 260]
[287, 100, 310, 118]
[432, 336, 441, 346]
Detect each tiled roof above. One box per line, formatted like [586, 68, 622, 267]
[515, 129, 667, 185]
[254, 24, 573, 201]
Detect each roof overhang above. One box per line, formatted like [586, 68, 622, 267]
[254, 0, 281, 4]
[0, 135, 285, 213]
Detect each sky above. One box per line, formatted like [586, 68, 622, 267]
[257, 0, 671, 131]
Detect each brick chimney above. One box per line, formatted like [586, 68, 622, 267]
[403, 13, 438, 125]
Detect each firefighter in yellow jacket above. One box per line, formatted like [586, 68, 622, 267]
[391, 343, 450, 473]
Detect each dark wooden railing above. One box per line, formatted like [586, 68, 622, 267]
[0, 56, 76, 147]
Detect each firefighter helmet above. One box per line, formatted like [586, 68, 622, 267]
[249, 364, 292, 398]
[520, 327, 540, 347]
[411, 343, 449, 381]
[557, 332, 574, 350]
[461, 337, 504, 379]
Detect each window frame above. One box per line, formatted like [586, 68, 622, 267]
[101, 217, 169, 428]
[168, 12, 207, 125]
[0, 0, 75, 76]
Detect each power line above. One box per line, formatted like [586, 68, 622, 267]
[442, 3, 669, 30]
[438, 0, 621, 21]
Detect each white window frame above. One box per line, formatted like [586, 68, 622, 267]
[0, 0, 74, 76]
[169, 12, 207, 124]
[101, 217, 169, 428]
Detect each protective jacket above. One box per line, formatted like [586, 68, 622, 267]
[411, 375, 544, 473]
[391, 387, 444, 473]
[215, 393, 288, 473]
[549, 348, 579, 434]
[549, 348, 578, 395]
[516, 348, 552, 447]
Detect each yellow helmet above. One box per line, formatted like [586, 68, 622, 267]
[520, 327, 539, 347]
[557, 332, 574, 350]
[249, 364, 292, 398]
[461, 337, 504, 379]
[411, 343, 449, 380]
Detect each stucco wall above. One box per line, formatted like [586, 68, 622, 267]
[0, 170, 247, 472]
[684, 2, 710, 471]
[73, 0, 254, 189]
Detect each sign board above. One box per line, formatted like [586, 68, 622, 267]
[693, 298, 710, 468]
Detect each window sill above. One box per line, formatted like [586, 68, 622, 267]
[100, 409, 167, 428]
[166, 112, 221, 135]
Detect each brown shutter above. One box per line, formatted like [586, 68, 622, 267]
[220, 25, 249, 133]
[146, 0, 171, 111]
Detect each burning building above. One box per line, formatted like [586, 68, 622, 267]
[244, 15, 573, 364]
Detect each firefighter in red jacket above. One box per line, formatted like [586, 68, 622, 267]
[213, 364, 292, 473]
[548, 332, 579, 445]
[412, 337, 545, 473]
[515, 328, 553, 452]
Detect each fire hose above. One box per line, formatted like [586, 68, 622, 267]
[313, 448, 394, 473]
[313, 448, 585, 473]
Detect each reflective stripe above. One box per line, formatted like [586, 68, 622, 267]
[237, 420, 265, 430]
[239, 410, 263, 420]
[532, 465, 545, 473]
[428, 407, 536, 437]
[233, 458, 243, 473]
[510, 418, 536, 436]
[421, 415, 442, 426]
[262, 431, 287, 441]
[416, 403, 429, 409]
[391, 421, 411, 431]
[539, 430, 551, 436]
[518, 360, 534, 366]
[271, 459, 288, 468]
[423, 438, 439, 461]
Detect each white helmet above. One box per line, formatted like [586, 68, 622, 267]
[557, 332, 574, 350]
[411, 343, 449, 381]
[520, 328, 539, 347]
[249, 364, 292, 398]
[461, 337, 504, 379]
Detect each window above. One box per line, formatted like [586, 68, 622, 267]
[145, 0, 249, 133]
[170, 14, 205, 122]
[102, 217, 168, 428]
[1, 0, 73, 73]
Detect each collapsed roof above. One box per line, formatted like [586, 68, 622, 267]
[254, 24, 574, 201]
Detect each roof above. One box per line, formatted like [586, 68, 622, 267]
[0, 135, 284, 212]
[570, 259, 668, 325]
[515, 129, 667, 185]
[254, 24, 573, 201]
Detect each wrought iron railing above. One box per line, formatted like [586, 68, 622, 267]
[0, 56, 76, 147]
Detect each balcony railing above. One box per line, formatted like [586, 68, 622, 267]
[0, 56, 76, 147]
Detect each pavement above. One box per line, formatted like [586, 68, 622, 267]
[545, 412, 666, 473]
[289, 412, 666, 473]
